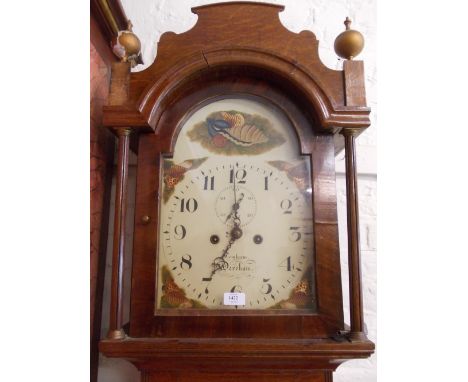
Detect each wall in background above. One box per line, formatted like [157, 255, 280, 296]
[98, 1, 377, 381]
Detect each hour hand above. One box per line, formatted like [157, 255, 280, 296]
[224, 192, 245, 223]
[224, 209, 234, 223]
[207, 219, 245, 278]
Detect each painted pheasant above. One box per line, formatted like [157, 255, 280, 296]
[206, 111, 268, 147]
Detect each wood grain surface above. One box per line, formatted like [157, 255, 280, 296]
[98, 2, 374, 381]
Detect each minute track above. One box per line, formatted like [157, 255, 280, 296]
[158, 159, 314, 310]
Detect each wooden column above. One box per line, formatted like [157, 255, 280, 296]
[107, 127, 132, 339]
[342, 128, 367, 341]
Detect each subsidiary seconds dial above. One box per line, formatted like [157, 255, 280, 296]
[215, 184, 257, 227]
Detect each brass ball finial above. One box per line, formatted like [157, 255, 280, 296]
[334, 17, 365, 60]
[111, 20, 142, 67]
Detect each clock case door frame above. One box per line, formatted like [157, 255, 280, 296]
[130, 68, 344, 338]
[155, 92, 317, 315]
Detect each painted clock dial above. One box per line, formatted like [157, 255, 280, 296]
[156, 97, 316, 311]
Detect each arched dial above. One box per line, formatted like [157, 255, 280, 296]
[158, 161, 314, 309]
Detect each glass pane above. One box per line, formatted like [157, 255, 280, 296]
[156, 97, 316, 311]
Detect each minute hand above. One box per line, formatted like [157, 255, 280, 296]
[209, 218, 243, 278]
[209, 235, 235, 277]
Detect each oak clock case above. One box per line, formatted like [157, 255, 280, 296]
[99, 2, 374, 381]
[156, 97, 316, 312]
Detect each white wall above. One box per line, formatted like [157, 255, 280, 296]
[98, 1, 377, 381]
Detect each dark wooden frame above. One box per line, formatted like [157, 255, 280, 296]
[99, 2, 374, 380]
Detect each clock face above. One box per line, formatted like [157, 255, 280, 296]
[156, 97, 316, 311]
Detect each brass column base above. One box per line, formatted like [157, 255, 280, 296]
[347, 331, 368, 342]
[107, 328, 126, 340]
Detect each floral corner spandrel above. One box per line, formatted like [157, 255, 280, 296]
[160, 265, 207, 309]
[162, 157, 207, 203]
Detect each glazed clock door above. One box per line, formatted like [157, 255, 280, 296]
[156, 97, 317, 313]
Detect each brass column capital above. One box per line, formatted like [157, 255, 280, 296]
[115, 127, 132, 136]
[340, 127, 361, 137]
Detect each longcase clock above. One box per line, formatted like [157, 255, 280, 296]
[99, 2, 375, 381]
